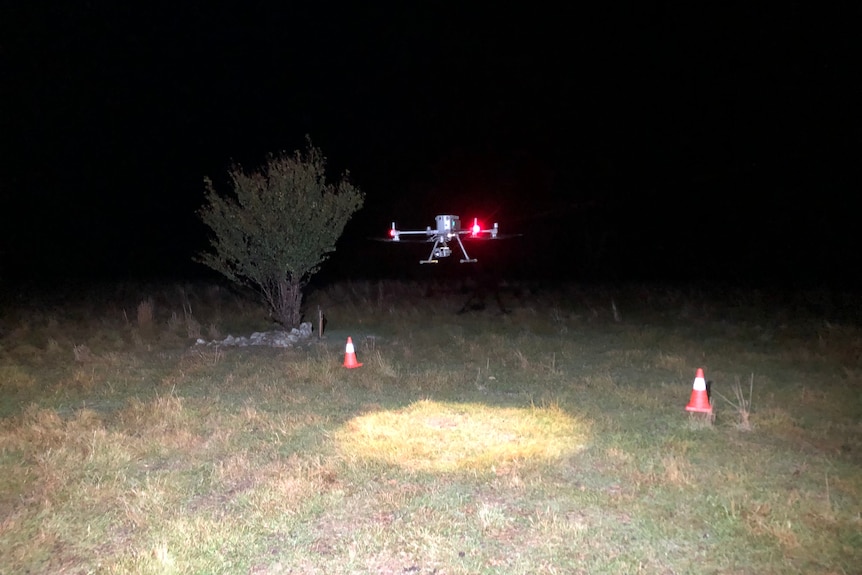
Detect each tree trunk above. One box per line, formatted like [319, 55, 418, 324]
[273, 277, 303, 328]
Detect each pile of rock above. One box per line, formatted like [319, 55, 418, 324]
[195, 322, 314, 348]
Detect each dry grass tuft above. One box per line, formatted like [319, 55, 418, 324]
[72, 343, 94, 363]
[137, 298, 154, 331]
[372, 350, 399, 378]
[0, 364, 37, 392]
[715, 374, 754, 430]
[661, 454, 693, 486]
[207, 322, 221, 340]
[114, 393, 190, 444]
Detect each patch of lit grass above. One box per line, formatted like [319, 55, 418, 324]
[335, 399, 589, 473]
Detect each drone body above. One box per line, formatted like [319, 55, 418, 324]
[386, 214, 504, 264]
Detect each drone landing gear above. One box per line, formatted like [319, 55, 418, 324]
[420, 236, 476, 264]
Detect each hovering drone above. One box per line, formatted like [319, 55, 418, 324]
[384, 214, 510, 264]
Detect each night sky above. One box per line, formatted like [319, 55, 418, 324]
[2, 3, 858, 287]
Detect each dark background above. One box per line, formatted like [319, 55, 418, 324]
[1, 3, 858, 288]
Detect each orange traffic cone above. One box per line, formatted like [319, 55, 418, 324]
[343, 337, 363, 368]
[685, 368, 712, 413]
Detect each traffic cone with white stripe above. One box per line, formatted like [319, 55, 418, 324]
[343, 337, 362, 369]
[685, 368, 712, 413]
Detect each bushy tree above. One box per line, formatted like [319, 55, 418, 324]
[197, 141, 364, 327]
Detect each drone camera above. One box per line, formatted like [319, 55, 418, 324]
[433, 246, 452, 258]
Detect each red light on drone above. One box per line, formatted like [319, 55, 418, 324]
[471, 218, 481, 236]
[389, 228, 396, 237]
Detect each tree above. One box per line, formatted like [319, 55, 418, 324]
[197, 140, 364, 328]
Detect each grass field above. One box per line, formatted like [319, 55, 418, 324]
[0, 279, 860, 574]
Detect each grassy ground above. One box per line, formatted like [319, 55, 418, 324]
[0, 279, 860, 574]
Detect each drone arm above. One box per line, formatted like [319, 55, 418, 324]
[389, 221, 433, 241]
[457, 221, 500, 239]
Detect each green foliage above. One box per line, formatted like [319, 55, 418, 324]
[197, 140, 364, 327]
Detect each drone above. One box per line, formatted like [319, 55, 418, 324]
[383, 214, 511, 264]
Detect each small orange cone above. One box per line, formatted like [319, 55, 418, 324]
[685, 368, 712, 413]
[343, 336, 362, 368]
